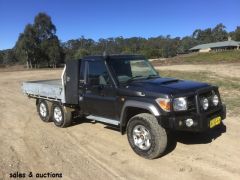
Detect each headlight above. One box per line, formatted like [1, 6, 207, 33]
[155, 98, 170, 112]
[201, 98, 209, 110]
[173, 97, 187, 111]
[212, 94, 219, 106]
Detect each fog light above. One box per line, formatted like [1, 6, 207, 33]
[179, 120, 183, 126]
[185, 119, 194, 127]
[212, 95, 219, 106]
[201, 98, 209, 110]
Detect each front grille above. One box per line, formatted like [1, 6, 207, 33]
[187, 95, 196, 112]
[173, 87, 221, 115]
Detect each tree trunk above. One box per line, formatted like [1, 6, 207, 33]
[33, 57, 36, 69]
[53, 59, 56, 68]
[29, 60, 32, 69]
[26, 61, 29, 69]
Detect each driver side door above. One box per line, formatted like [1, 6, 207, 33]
[83, 60, 117, 119]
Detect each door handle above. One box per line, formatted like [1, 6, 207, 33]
[98, 85, 105, 96]
[98, 84, 104, 91]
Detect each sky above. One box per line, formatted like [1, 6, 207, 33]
[0, 0, 239, 50]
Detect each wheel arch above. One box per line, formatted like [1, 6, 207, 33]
[120, 100, 160, 134]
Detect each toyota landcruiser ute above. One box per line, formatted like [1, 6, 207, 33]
[22, 55, 226, 159]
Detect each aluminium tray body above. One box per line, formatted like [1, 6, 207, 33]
[22, 79, 64, 101]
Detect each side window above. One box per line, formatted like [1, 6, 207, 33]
[87, 61, 111, 85]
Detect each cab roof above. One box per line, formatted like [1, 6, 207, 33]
[83, 54, 145, 61]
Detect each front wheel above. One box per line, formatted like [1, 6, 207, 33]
[127, 113, 167, 159]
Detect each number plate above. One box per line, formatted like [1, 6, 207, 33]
[210, 116, 221, 128]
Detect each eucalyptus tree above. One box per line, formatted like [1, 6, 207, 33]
[15, 24, 38, 68]
[212, 23, 228, 42]
[15, 12, 63, 68]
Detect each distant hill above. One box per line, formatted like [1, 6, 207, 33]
[152, 50, 240, 66]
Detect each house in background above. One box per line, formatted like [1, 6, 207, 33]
[189, 37, 240, 53]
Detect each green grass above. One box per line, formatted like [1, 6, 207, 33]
[159, 70, 240, 116]
[152, 50, 240, 65]
[182, 50, 240, 64]
[160, 70, 240, 91]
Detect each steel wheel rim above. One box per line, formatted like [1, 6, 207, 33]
[132, 125, 151, 150]
[54, 107, 62, 123]
[39, 103, 47, 117]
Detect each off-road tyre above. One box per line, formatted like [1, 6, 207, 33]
[37, 99, 52, 122]
[127, 113, 167, 159]
[52, 103, 72, 128]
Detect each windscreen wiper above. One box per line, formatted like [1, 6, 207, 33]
[126, 75, 144, 83]
[146, 74, 159, 79]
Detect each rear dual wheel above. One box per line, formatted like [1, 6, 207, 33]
[37, 100, 52, 122]
[37, 99, 72, 128]
[52, 103, 72, 128]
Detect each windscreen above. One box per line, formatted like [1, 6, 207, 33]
[108, 58, 158, 84]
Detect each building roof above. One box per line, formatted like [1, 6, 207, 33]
[189, 40, 240, 50]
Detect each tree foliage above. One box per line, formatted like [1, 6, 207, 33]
[0, 49, 17, 65]
[34, 13, 56, 40]
[14, 12, 63, 68]
[15, 24, 39, 68]
[74, 48, 90, 59]
[212, 23, 228, 42]
[0, 52, 3, 64]
[192, 23, 228, 44]
[231, 26, 240, 41]
[62, 23, 238, 61]
[0, 16, 239, 67]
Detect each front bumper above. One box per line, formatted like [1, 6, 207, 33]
[158, 104, 226, 132]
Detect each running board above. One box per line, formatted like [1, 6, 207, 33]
[86, 115, 119, 126]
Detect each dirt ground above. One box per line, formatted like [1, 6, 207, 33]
[0, 65, 240, 180]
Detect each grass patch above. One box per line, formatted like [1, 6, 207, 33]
[159, 70, 240, 116]
[221, 93, 240, 116]
[152, 50, 240, 65]
[183, 50, 240, 63]
[160, 70, 240, 91]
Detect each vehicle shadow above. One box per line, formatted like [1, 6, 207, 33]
[71, 117, 119, 129]
[70, 117, 92, 126]
[173, 123, 227, 145]
[163, 123, 226, 156]
[163, 132, 178, 156]
[104, 125, 120, 132]
[71, 117, 226, 157]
